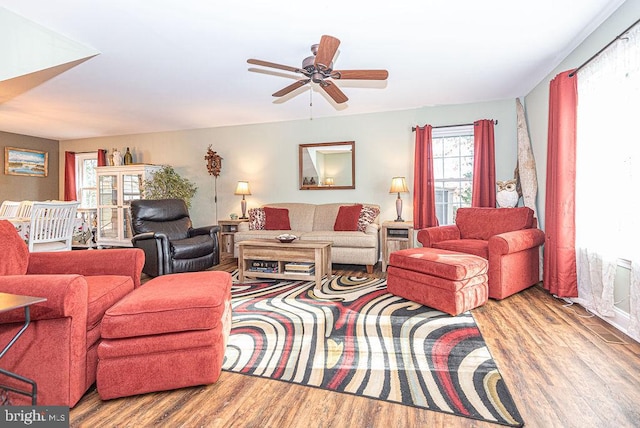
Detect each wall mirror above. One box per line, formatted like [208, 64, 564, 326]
[299, 141, 355, 190]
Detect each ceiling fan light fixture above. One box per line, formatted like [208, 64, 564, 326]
[247, 34, 388, 105]
[302, 56, 315, 72]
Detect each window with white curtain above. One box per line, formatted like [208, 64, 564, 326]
[575, 21, 639, 338]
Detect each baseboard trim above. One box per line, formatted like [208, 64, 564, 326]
[590, 305, 639, 344]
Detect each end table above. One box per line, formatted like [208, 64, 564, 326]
[381, 220, 414, 272]
[218, 219, 248, 258]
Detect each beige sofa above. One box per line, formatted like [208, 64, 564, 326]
[233, 203, 380, 273]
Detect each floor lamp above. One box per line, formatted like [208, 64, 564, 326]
[234, 181, 251, 219]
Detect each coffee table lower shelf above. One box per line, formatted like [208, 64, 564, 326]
[238, 240, 332, 289]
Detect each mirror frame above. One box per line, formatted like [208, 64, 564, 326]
[299, 141, 355, 190]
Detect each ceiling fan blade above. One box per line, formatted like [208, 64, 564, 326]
[319, 81, 348, 104]
[272, 79, 311, 97]
[332, 69, 389, 80]
[247, 59, 301, 74]
[314, 35, 340, 71]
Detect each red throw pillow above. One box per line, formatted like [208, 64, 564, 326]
[264, 207, 291, 230]
[334, 204, 363, 231]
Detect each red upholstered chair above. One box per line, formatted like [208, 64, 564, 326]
[416, 207, 545, 299]
[0, 220, 144, 407]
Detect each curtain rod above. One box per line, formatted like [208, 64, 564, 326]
[569, 17, 640, 78]
[412, 120, 498, 132]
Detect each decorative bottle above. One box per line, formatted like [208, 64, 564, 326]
[124, 147, 133, 165]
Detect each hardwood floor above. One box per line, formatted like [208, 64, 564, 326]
[70, 257, 640, 428]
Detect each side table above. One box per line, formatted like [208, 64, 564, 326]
[381, 220, 414, 272]
[0, 293, 47, 405]
[218, 219, 248, 258]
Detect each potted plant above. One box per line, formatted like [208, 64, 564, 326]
[143, 165, 198, 208]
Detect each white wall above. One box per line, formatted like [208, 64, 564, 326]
[60, 99, 518, 228]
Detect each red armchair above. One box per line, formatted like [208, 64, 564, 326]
[0, 220, 144, 407]
[416, 207, 545, 299]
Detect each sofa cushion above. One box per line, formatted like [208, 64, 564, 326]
[301, 231, 377, 248]
[264, 207, 291, 230]
[334, 204, 362, 231]
[0, 220, 29, 275]
[358, 205, 380, 232]
[248, 208, 266, 230]
[456, 207, 534, 240]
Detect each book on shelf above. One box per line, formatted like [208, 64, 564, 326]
[248, 266, 278, 273]
[284, 268, 315, 275]
[284, 262, 314, 271]
[250, 260, 278, 269]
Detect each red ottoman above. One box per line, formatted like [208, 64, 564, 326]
[387, 247, 488, 316]
[96, 271, 232, 400]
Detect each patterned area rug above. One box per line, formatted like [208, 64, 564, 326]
[223, 274, 524, 427]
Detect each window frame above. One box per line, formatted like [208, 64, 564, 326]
[75, 152, 98, 208]
[431, 125, 474, 225]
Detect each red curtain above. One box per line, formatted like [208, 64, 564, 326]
[64, 151, 77, 201]
[472, 120, 496, 207]
[413, 125, 438, 229]
[97, 149, 107, 166]
[544, 70, 578, 297]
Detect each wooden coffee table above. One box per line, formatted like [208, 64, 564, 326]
[238, 239, 332, 289]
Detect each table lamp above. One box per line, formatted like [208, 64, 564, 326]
[234, 181, 251, 219]
[389, 177, 409, 222]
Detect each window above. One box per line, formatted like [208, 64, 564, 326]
[75, 153, 98, 208]
[432, 125, 474, 225]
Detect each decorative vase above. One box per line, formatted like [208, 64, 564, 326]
[124, 147, 133, 165]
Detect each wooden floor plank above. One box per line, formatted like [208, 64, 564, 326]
[70, 257, 640, 428]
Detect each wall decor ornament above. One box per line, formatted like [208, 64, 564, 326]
[205, 145, 223, 177]
[4, 147, 48, 177]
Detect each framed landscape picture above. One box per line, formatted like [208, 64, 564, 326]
[4, 147, 49, 177]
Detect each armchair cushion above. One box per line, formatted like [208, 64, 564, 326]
[433, 239, 489, 259]
[0, 220, 29, 275]
[172, 235, 216, 259]
[27, 249, 145, 289]
[456, 207, 534, 240]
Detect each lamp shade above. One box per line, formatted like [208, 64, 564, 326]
[234, 181, 251, 196]
[389, 177, 409, 194]
[325, 177, 334, 186]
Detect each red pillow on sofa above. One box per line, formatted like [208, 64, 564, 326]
[264, 207, 291, 230]
[334, 204, 363, 231]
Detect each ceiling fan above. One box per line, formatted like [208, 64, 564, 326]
[247, 35, 389, 104]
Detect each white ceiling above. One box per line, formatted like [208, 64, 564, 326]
[0, 0, 627, 141]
